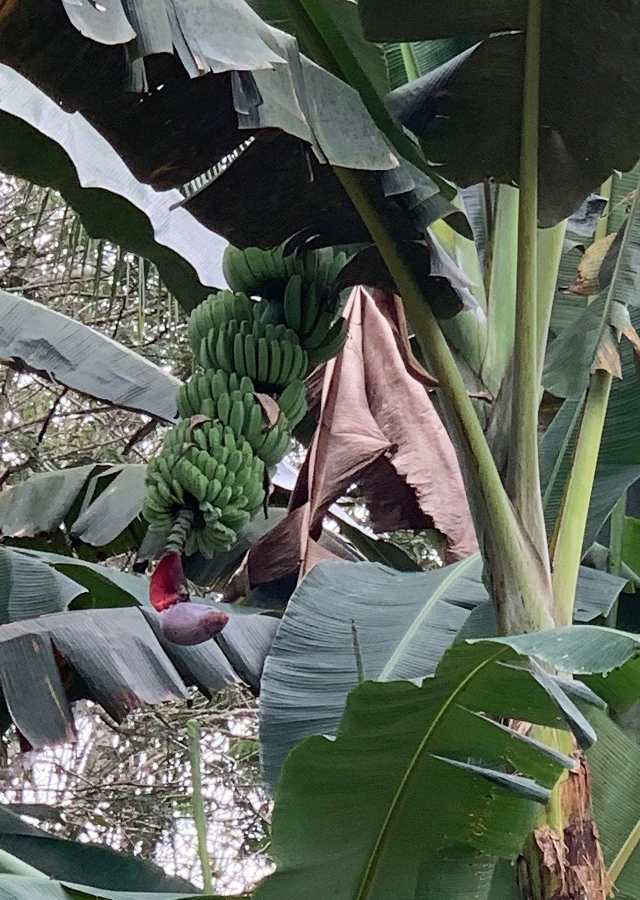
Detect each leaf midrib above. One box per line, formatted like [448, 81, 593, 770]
[378, 552, 481, 682]
[355, 644, 506, 900]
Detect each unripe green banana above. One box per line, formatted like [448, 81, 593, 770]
[257, 337, 270, 382]
[300, 281, 321, 338]
[242, 334, 256, 381]
[283, 274, 302, 332]
[145, 250, 348, 560]
[267, 339, 282, 384]
[308, 316, 348, 367]
[278, 339, 295, 385]
[233, 332, 246, 375]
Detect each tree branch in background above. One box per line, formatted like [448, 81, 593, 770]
[122, 417, 158, 457]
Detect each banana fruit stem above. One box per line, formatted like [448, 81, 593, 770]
[165, 508, 195, 556]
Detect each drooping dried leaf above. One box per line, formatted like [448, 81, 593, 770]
[567, 232, 618, 296]
[255, 393, 282, 429]
[243, 287, 476, 591]
[592, 329, 622, 379]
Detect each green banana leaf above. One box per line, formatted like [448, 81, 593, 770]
[0, 808, 195, 894]
[70, 465, 148, 552]
[0, 547, 85, 623]
[540, 174, 640, 547]
[245, 0, 452, 206]
[588, 709, 640, 900]
[362, 1, 640, 226]
[0, 290, 180, 420]
[0, 546, 278, 746]
[259, 557, 626, 788]
[254, 628, 640, 900]
[0, 65, 226, 308]
[0, 464, 149, 558]
[384, 39, 477, 90]
[0, 877, 213, 900]
[0, 0, 445, 251]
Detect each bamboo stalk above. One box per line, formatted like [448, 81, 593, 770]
[187, 719, 214, 894]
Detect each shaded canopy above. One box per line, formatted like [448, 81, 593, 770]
[0, 0, 445, 247]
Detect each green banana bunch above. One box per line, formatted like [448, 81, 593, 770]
[281, 274, 349, 367]
[144, 418, 266, 557]
[223, 243, 347, 309]
[191, 294, 309, 387]
[144, 247, 349, 563]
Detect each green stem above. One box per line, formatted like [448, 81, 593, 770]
[609, 493, 626, 577]
[333, 165, 553, 634]
[551, 182, 640, 624]
[509, 0, 547, 565]
[594, 177, 613, 245]
[399, 43, 420, 82]
[187, 719, 214, 894]
[535, 219, 567, 383]
[551, 370, 613, 626]
[608, 812, 640, 885]
[606, 492, 626, 627]
[165, 508, 195, 556]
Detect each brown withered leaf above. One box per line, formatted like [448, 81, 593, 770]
[242, 286, 477, 592]
[592, 327, 622, 379]
[189, 414, 211, 429]
[567, 231, 618, 296]
[621, 321, 640, 363]
[372, 289, 439, 388]
[254, 392, 281, 429]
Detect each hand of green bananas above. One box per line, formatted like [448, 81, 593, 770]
[143, 245, 348, 560]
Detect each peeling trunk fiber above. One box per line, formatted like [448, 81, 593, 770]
[516, 752, 610, 900]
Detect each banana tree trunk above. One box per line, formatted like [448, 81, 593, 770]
[516, 750, 610, 900]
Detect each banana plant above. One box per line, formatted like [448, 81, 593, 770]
[3, 1, 640, 898]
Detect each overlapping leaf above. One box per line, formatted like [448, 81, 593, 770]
[0, 290, 180, 419]
[255, 628, 640, 900]
[260, 557, 626, 788]
[0, 0, 445, 251]
[362, 1, 640, 225]
[0, 463, 149, 557]
[0, 808, 195, 894]
[0, 65, 227, 308]
[0, 546, 278, 746]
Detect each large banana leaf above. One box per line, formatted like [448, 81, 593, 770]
[0, 547, 85, 622]
[0, 881, 211, 900]
[259, 557, 626, 788]
[245, 0, 456, 216]
[254, 628, 640, 900]
[0, 0, 444, 250]
[0, 808, 195, 894]
[0, 546, 278, 746]
[0, 291, 180, 420]
[361, 1, 640, 225]
[540, 313, 640, 553]
[588, 709, 640, 900]
[0, 65, 227, 308]
[0, 464, 149, 558]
